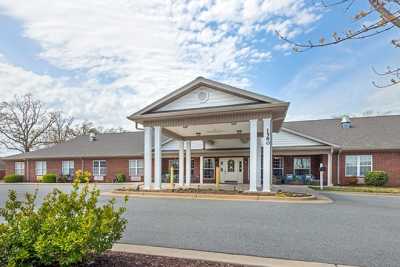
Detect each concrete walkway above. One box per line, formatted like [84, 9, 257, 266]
[112, 243, 357, 267]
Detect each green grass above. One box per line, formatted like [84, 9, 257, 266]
[309, 185, 400, 194]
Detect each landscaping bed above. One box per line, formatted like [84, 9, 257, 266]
[79, 251, 244, 267]
[309, 185, 400, 194]
[113, 187, 314, 200]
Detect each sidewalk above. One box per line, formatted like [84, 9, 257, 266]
[112, 243, 357, 267]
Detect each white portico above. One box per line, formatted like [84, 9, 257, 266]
[128, 77, 289, 192]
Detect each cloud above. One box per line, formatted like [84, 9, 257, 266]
[0, 0, 321, 131]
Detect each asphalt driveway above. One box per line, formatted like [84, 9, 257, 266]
[0, 184, 399, 267]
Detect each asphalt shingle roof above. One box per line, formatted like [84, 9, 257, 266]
[4, 115, 400, 160]
[5, 132, 147, 160]
[283, 115, 400, 150]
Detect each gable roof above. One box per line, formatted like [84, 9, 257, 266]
[283, 115, 400, 150]
[128, 76, 287, 118]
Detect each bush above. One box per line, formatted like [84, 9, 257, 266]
[365, 171, 388, 186]
[0, 179, 127, 266]
[41, 173, 57, 183]
[115, 173, 126, 183]
[3, 174, 24, 183]
[75, 169, 91, 183]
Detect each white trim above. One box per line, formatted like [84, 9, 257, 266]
[35, 161, 47, 176]
[15, 161, 25, 176]
[293, 157, 311, 176]
[345, 155, 373, 177]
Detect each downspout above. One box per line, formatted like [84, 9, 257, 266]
[337, 149, 341, 185]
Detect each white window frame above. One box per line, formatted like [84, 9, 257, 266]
[293, 157, 311, 176]
[93, 160, 107, 177]
[15, 162, 25, 176]
[35, 161, 47, 176]
[129, 159, 144, 178]
[62, 160, 75, 176]
[203, 158, 215, 180]
[273, 157, 284, 177]
[345, 155, 373, 177]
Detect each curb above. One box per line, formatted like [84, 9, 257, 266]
[112, 243, 357, 267]
[103, 191, 333, 204]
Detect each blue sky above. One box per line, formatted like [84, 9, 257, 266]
[0, 0, 398, 131]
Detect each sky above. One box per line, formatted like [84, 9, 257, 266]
[0, 0, 399, 133]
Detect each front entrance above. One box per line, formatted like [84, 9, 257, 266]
[219, 157, 244, 183]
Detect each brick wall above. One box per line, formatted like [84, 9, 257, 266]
[339, 151, 400, 186]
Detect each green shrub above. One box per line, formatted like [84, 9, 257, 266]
[41, 173, 57, 183]
[0, 179, 127, 266]
[365, 171, 388, 186]
[3, 174, 24, 183]
[115, 173, 126, 183]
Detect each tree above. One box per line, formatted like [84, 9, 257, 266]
[71, 120, 127, 137]
[0, 94, 56, 152]
[45, 112, 75, 144]
[276, 0, 399, 88]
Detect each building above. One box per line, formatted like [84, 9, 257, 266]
[4, 77, 400, 187]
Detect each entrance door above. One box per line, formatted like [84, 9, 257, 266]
[219, 158, 244, 183]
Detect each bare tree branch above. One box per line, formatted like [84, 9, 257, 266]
[0, 94, 56, 152]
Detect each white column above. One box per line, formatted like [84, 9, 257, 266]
[257, 137, 262, 188]
[178, 140, 185, 186]
[249, 119, 258, 192]
[144, 126, 152, 190]
[262, 118, 272, 192]
[154, 126, 162, 190]
[185, 140, 192, 186]
[327, 151, 333, 186]
[200, 155, 204, 184]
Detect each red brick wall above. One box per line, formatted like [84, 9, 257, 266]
[339, 151, 400, 186]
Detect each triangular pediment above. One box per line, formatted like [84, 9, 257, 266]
[129, 77, 285, 117]
[156, 85, 260, 112]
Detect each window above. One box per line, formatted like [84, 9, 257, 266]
[293, 158, 310, 176]
[227, 159, 235, 172]
[273, 157, 284, 177]
[129, 159, 143, 177]
[203, 158, 215, 179]
[93, 160, 107, 176]
[345, 155, 372, 177]
[35, 161, 47, 176]
[62, 160, 74, 176]
[15, 162, 25, 176]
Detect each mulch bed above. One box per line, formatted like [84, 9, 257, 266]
[80, 251, 246, 267]
[116, 187, 311, 198]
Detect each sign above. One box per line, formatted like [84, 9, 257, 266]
[265, 128, 271, 146]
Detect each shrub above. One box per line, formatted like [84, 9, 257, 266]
[3, 174, 24, 183]
[75, 169, 91, 183]
[115, 173, 126, 183]
[0, 179, 127, 266]
[365, 171, 388, 186]
[41, 173, 57, 183]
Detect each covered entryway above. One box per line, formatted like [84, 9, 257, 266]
[128, 77, 289, 192]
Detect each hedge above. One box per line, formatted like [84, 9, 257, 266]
[42, 173, 57, 183]
[365, 171, 388, 186]
[4, 174, 24, 183]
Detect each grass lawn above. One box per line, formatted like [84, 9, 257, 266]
[309, 185, 400, 194]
